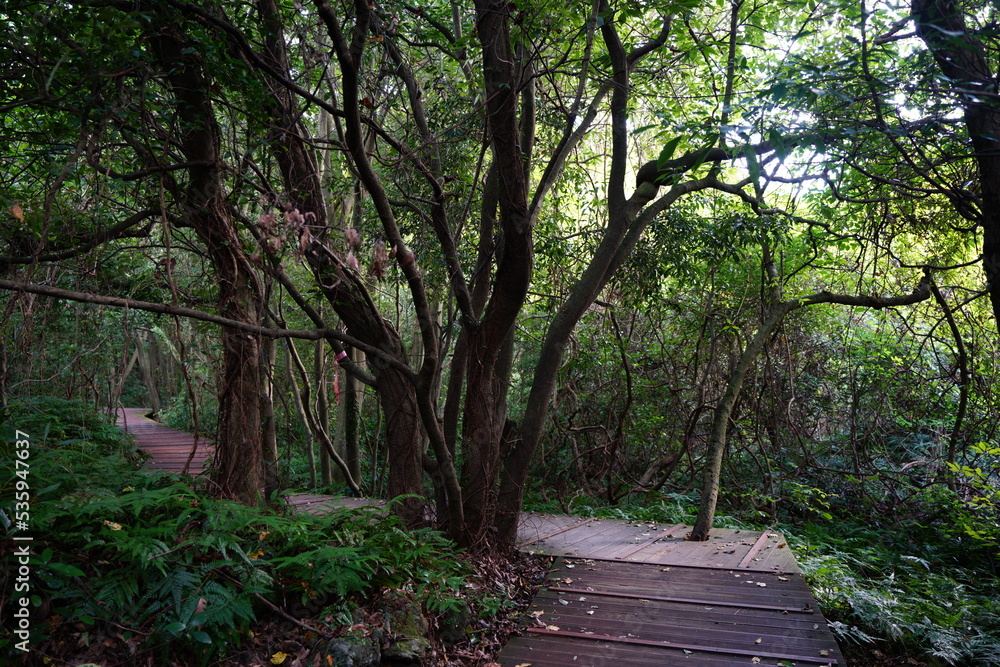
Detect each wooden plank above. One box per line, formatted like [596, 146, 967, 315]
[549, 561, 809, 601]
[597, 522, 686, 560]
[565, 547, 800, 574]
[618, 522, 687, 558]
[502, 555, 845, 666]
[547, 585, 814, 614]
[526, 629, 837, 665]
[531, 593, 824, 634]
[518, 513, 586, 545]
[751, 533, 799, 572]
[738, 529, 773, 568]
[536, 519, 635, 556]
[519, 517, 594, 547]
[501, 634, 771, 667]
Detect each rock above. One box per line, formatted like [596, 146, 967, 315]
[318, 635, 380, 667]
[436, 598, 472, 645]
[381, 635, 430, 664]
[380, 590, 430, 663]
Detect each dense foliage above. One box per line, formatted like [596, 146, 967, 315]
[4, 0, 1000, 662]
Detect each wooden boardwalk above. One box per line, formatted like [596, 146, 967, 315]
[115, 407, 214, 474]
[503, 515, 845, 666]
[115, 408, 845, 666]
[517, 513, 798, 571]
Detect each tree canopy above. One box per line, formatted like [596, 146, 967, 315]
[3, 0, 999, 558]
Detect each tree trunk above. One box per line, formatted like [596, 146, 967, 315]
[913, 0, 1000, 334]
[256, 0, 430, 523]
[137, 330, 161, 414]
[690, 301, 799, 541]
[338, 346, 364, 484]
[151, 22, 265, 504]
[261, 328, 280, 495]
[314, 338, 332, 485]
[690, 274, 933, 539]
[287, 342, 317, 487]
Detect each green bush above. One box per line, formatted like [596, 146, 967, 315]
[789, 522, 1000, 665]
[0, 396, 128, 456]
[159, 392, 218, 437]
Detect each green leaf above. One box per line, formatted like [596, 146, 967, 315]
[631, 123, 659, 136]
[45, 561, 86, 577]
[190, 630, 213, 644]
[657, 136, 683, 166]
[742, 145, 761, 183]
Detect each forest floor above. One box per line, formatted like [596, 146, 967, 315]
[25, 542, 938, 667]
[30, 549, 549, 667]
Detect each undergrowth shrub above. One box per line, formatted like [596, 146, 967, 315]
[159, 392, 219, 437]
[789, 523, 1000, 666]
[0, 397, 128, 455]
[0, 398, 469, 664]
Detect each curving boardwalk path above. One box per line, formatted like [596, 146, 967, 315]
[115, 407, 845, 666]
[115, 407, 214, 474]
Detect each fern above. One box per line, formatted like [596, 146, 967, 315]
[2, 402, 481, 663]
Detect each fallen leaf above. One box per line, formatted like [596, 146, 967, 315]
[545, 625, 560, 631]
[270, 652, 288, 665]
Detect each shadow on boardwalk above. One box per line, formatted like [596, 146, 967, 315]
[115, 407, 845, 666]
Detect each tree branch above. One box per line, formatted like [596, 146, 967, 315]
[0, 209, 159, 265]
[0, 278, 396, 358]
[89, 159, 211, 182]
